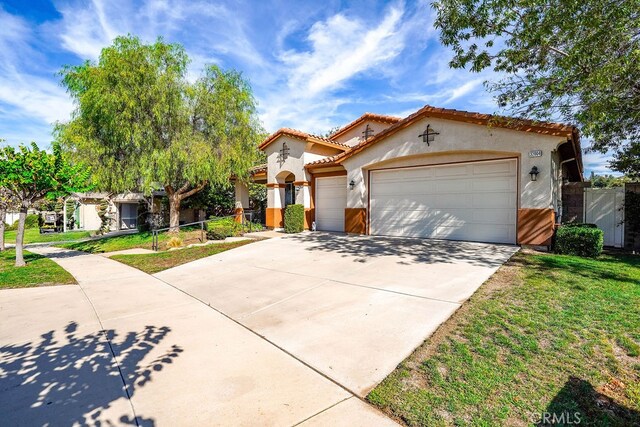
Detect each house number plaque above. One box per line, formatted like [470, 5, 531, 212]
[528, 149, 543, 158]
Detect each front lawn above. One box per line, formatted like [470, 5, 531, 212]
[369, 252, 640, 426]
[110, 240, 255, 274]
[4, 228, 92, 244]
[0, 249, 76, 289]
[60, 229, 205, 253]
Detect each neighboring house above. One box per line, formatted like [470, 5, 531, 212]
[235, 105, 583, 246]
[69, 191, 207, 231]
[69, 192, 147, 231]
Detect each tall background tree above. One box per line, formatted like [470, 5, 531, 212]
[433, 0, 640, 175]
[57, 36, 264, 231]
[0, 143, 92, 266]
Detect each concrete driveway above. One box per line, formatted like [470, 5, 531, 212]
[155, 233, 518, 396]
[1, 233, 516, 426]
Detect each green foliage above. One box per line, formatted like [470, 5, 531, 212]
[183, 182, 235, 216]
[57, 35, 264, 227]
[205, 217, 240, 240]
[554, 225, 604, 257]
[0, 142, 92, 265]
[589, 173, 629, 188]
[433, 0, 640, 175]
[611, 143, 640, 180]
[65, 199, 76, 230]
[562, 222, 597, 228]
[0, 143, 92, 205]
[25, 214, 40, 229]
[96, 200, 111, 235]
[284, 204, 304, 233]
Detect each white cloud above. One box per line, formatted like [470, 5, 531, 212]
[583, 151, 618, 176]
[280, 5, 405, 98]
[0, 7, 73, 132]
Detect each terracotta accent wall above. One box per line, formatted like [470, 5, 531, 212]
[304, 208, 314, 229]
[517, 208, 555, 245]
[266, 208, 284, 228]
[345, 208, 367, 234]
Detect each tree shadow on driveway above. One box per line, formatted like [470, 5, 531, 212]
[0, 321, 182, 426]
[288, 232, 518, 267]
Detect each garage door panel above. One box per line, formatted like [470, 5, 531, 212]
[370, 160, 517, 244]
[315, 177, 346, 232]
[472, 178, 515, 192]
[435, 164, 469, 177]
[473, 161, 514, 175]
[471, 193, 515, 209]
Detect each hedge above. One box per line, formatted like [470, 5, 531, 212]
[284, 204, 304, 233]
[562, 222, 598, 228]
[554, 225, 604, 257]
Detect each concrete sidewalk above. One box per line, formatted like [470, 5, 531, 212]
[1, 246, 397, 426]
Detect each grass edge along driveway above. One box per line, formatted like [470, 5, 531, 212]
[0, 249, 76, 289]
[110, 239, 256, 274]
[369, 251, 640, 427]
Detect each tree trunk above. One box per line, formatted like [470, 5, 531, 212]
[15, 206, 28, 267]
[0, 207, 5, 252]
[168, 194, 182, 233]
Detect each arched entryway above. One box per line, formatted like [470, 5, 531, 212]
[275, 170, 296, 208]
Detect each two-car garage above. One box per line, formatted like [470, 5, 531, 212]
[314, 159, 518, 244]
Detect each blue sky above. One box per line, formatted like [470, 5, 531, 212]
[0, 0, 614, 176]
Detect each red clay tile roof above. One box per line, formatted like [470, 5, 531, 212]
[304, 105, 581, 172]
[249, 163, 267, 175]
[305, 154, 342, 168]
[329, 112, 402, 140]
[258, 128, 351, 151]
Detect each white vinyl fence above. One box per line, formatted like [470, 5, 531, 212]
[584, 188, 625, 248]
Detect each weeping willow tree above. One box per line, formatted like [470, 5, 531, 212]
[58, 35, 263, 231]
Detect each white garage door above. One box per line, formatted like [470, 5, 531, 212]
[315, 176, 347, 232]
[370, 159, 517, 244]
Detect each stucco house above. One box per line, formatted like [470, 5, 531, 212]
[235, 105, 583, 245]
[68, 191, 205, 232]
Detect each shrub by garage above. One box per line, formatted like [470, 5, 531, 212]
[554, 225, 604, 257]
[284, 204, 304, 233]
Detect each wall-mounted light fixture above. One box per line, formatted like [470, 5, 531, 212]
[349, 179, 356, 190]
[418, 124, 439, 146]
[295, 185, 303, 193]
[529, 166, 540, 182]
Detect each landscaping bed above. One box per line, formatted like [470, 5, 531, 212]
[369, 251, 640, 426]
[110, 239, 255, 274]
[0, 249, 76, 289]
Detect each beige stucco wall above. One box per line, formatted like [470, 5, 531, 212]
[333, 120, 395, 146]
[78, 203, 102, 231]
[342, 117, 565, 210]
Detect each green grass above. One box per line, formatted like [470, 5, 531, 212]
[0, 249, 76, 289]
[60, 229, 209, 253]
[369, 252, 640, 426]
[110, 240, 255, 274]
[4, 228, 92, 244]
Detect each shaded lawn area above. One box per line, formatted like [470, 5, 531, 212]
[4, 228, 92, 244]
[60, 229, 206, 253]
[369, 252, 640, 426]
[110, 240, 255, 274]
[0, 249, 76, 289]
